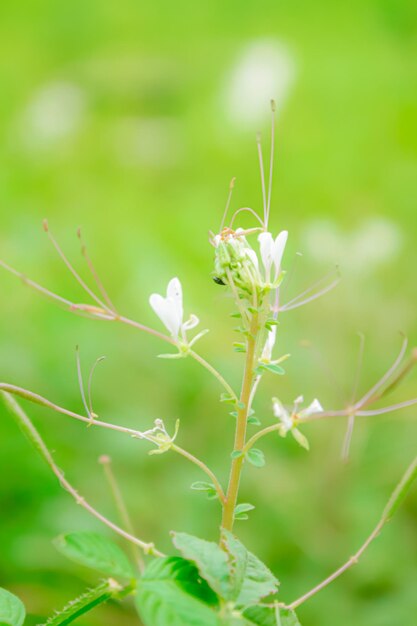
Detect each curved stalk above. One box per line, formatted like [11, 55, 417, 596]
[1, 391, 163, 557]
[172, 444, 226, 504]
[243, 423, 281, 453]
[284, 454, 417, 610]
[0, 384, 224, 504]
[188, 350, 237, 401]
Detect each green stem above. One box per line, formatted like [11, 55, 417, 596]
[221, 313, 259, 531]
[99, 456, 145, 572]
[172, 444, 226, 503]
[1, 391, 164, 557]
[285, 454, 417, 610]
[40, 580, 133, 626]
[243, 423, 280, 453]
[188, 350, 237, 401]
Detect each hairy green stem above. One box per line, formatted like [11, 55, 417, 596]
[1, 391, 163, 557]
[40, 579, 133, 626]
[221, 313, 259, 531]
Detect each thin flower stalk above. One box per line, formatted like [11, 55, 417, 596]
[0, 383, 225, 504]
[171, 445, 226, 504]
[99, 455, 145, 572]
[0, 255, 236, 396]
[1, 391, 163, 557]
[283, 454, 417, 611]
[43, 220, 113, 315]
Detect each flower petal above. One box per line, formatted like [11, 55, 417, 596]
[149, 293, 181, 339]
[167, 277, 183, 327]
[299, 398, 323, 418]
[272, 398, 292, 431]
[258, 232, 275, 275]
[244, 248, 260, 271]
[261, 326, 277, 361]
[273, 230, 288, 275]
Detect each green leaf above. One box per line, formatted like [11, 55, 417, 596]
[243, 605, 277, 626]
[264, 319, 279, 330]
[277, 608, 302, 625]
[233, 343, 247, 353]
[263, 364, 285, 375]
[220, 393, 236, 405]
[54, 532, 135, 579]
[222, 531, 279, 606]
[0, 588, 25, 626]
[247, 415, 261, 426]
[190, 482, 218, 500]
[246, 449, 266, 468]
[136, 557, 219, 626]
[171, 532, 232, 600]
[231, 450, 244, 459]
[191, 481, 214, 491]
[233, 503, 255, 521]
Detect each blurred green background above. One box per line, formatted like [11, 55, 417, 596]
[1, 1, 417, 625]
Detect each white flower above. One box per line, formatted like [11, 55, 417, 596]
[149, 277, 199, 342]
[298, 398, 323, 419]
[272, 395, 323, 451]
[258, 231, 288, 283]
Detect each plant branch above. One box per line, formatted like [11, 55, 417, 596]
[188, 350, 237, 401]
[0, 384, 225, 507]
[0, 257, 237, 399]
[221, 312, 259, 531]
[171, 444, 226, 504]
[1, 391, 163, 556]
[99, 455, 145, 572]
[284, 454, 417, 611]
[40, 579, 133, 626]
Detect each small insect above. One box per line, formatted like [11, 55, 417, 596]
[212, 276, 226, 286]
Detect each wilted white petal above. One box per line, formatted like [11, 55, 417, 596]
[273, 230, 288, 276]
[261, 325, 277, 361]
[183, 314, 199, 331]
[273, 398, 292, 431]
[149, 293, 181, 339]
[298, 398, 323, 419]
[294, 394, 304, 404]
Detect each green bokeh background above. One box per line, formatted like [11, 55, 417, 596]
[1, 1, 417, 625]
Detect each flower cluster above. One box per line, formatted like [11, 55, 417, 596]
[212, 228, 288, 297]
